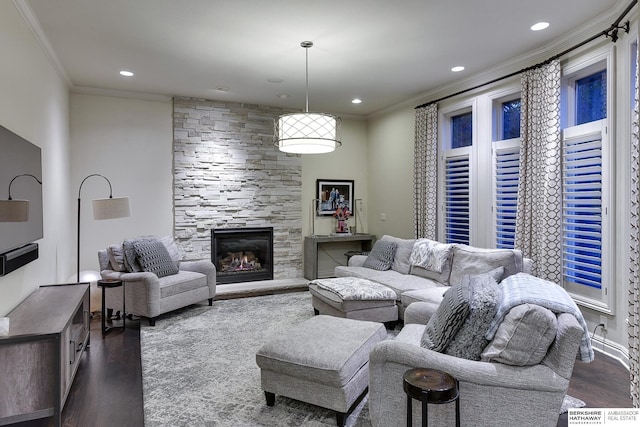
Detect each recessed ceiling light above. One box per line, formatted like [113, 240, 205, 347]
[352, 98, 362, 104]
[531, 22, 550, 31]
[277, 93, 289, 99]
[216, 86, 231, 92]
[119, 70, 134, 77]
[451, 66, 465, 72]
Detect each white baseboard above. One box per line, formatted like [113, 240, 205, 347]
[590, 334, 630, 370]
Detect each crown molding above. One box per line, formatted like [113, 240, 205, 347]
[12, 0, 72, 88]
[71, 86, 173, 103]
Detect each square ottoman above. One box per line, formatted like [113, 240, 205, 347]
[255, 315, 387, 426]
[308, 277, 398, 323]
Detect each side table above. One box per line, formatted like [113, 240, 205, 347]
[403, 368, 460, 427]
[97, 279, 125, 337]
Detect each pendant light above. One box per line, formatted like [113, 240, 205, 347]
[275, 41, 341, 154]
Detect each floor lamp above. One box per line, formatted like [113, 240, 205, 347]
[77, 174, 130, 282]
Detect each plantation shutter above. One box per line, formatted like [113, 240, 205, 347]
[445, 156, 470, 244]
[495, 147, 520, 249]
[562, 134, 602, 289]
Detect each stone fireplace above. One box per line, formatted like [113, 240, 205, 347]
[172, 97, 303, 280]
[212, 227, 274, 284]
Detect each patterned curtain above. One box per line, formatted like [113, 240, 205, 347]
[414, 104, 439, 239]
[629, 41, 640, 408]
[514, 60, 562, 282]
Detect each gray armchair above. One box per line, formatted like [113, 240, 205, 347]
[98, 250, 216, 325]
[368, 311, 584, 427]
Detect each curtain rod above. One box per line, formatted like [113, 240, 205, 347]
[415, 0, 637, 110]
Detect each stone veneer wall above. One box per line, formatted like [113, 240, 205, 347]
[172, 97, 302, 279]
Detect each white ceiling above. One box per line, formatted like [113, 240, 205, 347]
[23, 0, 626, 117]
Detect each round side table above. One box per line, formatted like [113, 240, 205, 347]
[403, 368, 460, 427]
[97, 279, 125, 337]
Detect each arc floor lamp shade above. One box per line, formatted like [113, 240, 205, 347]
[92, 197, 130, 220]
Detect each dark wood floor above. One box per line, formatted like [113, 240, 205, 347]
[13, 315, 634, 427]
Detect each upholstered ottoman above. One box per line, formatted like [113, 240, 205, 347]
[255, 315, 387, 426]
[308, 277, 398, 323]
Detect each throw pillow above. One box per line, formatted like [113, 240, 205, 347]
[380, 235, 415, 274]
[444, 270, 501, 360]
[448, 245, 522, 286]
[420, 277, 471, 351]
[160, 235, 182, 265]
[107, 244, 126, 272]
[122, 239, 142, 272]
[133, 238, 179, 278]
[409, 239, 453, 273]
[362, 240, 397, 271]
[122, 236, 156, 272]
[481, 303, 558, 366]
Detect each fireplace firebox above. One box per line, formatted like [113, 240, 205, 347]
[211, 227, 274, 284]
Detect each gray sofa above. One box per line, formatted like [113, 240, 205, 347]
[334, 235, 533, 320]
[368, 308, 584, 427]
[98, 236, 216, 325]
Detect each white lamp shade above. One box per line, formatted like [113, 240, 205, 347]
[92, 197, 130, 220]
[276, 113, 341, 154]
[0, 199, 29, 222]
[68, 270, 102, 312]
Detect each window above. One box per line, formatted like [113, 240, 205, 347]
[441, 107, 473, 244]
[563, 129, 602, 288]
[561, 120, 611, 311]
[501, 99, 521, 140]
[560, 48, 613, 312]
[445, 157, 470, 244]
[493, 95, 521, 249]
[451, 111, 473, 148]
[575, 70, 607, 125]
[494, 147, 519, 248]
[561, 55, 609, 129]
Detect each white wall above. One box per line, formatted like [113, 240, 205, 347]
[0, 2, 71, 315]
[69, 93, 173, 274]
[366, 108, 415, 239]
[302, 118, 369, 237]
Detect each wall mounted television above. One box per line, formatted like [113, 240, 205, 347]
[0, 124, 43, 269]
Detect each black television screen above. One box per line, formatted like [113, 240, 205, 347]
[0, 124, 43, 255]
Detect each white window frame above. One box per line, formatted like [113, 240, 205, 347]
[561, 46, 613, 129]
[491, 91, 521, 249]
[560, 45, 614, 313]
[438, 102, 475, 244]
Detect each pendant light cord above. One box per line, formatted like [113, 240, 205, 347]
[304, 42, 310, 113]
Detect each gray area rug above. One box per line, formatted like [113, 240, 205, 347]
[140, 291, 585, 426]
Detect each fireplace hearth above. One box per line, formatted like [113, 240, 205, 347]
[211, 227, 274, 284]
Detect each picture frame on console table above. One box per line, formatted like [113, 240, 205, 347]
[316, 179, 354, 216]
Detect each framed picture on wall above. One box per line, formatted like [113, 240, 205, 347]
[316, 179, 354, 216]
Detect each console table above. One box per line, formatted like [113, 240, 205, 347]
[304, 234, 375, 280]
[0, 284, 90, 426]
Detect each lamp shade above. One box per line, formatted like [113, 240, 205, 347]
[275, 113, 341, 154]
[0, 199, 29, 222]
[92, 197, 130, 220]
